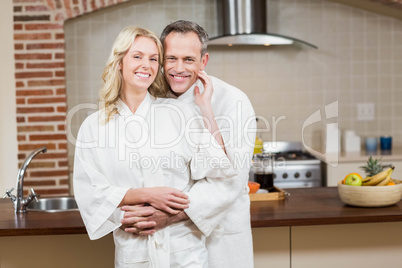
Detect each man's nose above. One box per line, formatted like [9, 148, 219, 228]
[174, 60, 185, 73]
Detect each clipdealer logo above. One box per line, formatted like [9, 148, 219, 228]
[302, 101, 339, 167]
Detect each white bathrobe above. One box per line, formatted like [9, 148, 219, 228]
[176, 76, 256, 268]
[73, 93, 237, 268]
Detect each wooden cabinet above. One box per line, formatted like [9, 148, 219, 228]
[292, 222, 402, 268]
[0, 234, 114, 268]
[253, 227, 290, 268]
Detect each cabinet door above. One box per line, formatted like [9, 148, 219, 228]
[253, 227, 290, 268]
[0, 234, 114, 268]
[292, 223, 402, 268]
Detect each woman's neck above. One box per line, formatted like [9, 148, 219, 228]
[120, 89, 147, 114]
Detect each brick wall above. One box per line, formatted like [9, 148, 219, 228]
[13, 0, 129, 196]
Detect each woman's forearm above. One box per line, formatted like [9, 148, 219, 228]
[119, 188, 148, 207]
[199, 104, 226, 153]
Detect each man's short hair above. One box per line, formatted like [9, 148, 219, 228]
[160, 20, 209, 56]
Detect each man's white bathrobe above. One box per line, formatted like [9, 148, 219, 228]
[73, 93, 237, 268]
[176, 76, 256, 268]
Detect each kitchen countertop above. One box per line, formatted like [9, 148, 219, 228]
[0, 200, 85, 236]
[250, 187, 402, 227]
[2, 187, 402, 236]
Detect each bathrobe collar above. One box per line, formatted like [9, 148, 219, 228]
[116, 91, 153, 117]
[174, 79, 204, 104]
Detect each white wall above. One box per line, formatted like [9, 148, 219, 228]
[0, 0, 18, 193]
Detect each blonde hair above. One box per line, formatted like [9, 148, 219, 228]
[99, 26, 167, 123]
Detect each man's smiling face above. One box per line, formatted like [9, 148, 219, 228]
[163, 32, 208, 96]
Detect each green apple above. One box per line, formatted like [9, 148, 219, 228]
[345, 173, 363, 186]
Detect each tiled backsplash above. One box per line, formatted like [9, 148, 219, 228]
[66, 0, 402, 165]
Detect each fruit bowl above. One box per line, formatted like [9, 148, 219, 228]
[338, 180, 402, 207]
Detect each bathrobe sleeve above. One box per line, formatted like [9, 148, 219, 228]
[73, 114, 129, 240]
[184, 81, 256, 237]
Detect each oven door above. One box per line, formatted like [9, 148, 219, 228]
[274, 180, 321, 189]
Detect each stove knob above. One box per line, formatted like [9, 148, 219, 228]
[306, 171, 312, 178]
[283, 173, 288, 179]
[294, 172, 300, 178]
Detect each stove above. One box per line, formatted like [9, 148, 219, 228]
[250, 141, 323, 189]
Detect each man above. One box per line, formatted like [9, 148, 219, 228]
[121, 20, 256, 267]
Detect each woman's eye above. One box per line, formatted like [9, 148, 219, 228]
[133, 55, 141, 59]
[151, 58, 158, 62]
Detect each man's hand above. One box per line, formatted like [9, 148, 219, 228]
[119, 204, 157, 235]
[120, 204, 189, 236]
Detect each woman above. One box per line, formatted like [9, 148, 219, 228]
[73, 26, 234, 267]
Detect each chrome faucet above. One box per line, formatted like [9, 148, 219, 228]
[3, 146, 47, 213]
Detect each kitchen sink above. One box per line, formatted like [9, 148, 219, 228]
[27, 196, 79, 212]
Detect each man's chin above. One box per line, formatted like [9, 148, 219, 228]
[169, 87, 188, 97]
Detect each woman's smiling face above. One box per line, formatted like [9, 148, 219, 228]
[120, 36, 159, 94]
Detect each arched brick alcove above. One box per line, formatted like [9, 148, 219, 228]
[13, 0, 130, 196]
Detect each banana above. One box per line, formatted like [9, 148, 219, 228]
[376, 169, 394, 186]
[362, 166, 395, 186]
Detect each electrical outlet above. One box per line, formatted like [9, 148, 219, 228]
[357, 103, 375, 121]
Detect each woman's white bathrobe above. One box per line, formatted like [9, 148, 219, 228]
[176, 76, 256, 268]
[73, 93, 236, 268]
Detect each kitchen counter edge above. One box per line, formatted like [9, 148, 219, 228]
[3, 187, 402, 236]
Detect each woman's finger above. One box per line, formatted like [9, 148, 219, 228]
[194, 86, 200, 96]
[170, 189, 188, 199]
[163, 206, 181, 215]
[170, 195, 190, 204]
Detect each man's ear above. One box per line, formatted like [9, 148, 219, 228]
[200, 52, 209, 71]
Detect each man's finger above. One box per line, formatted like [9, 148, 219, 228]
[121, 216, 149, 225]
[124, 227, 155, 236]
[138, 229, 156, 236]
[135, 221, 156, 229]
[123, 210, 154, 218]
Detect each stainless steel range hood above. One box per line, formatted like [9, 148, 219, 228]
[209, 0, 318, 49]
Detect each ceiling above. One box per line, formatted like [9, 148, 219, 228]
[328, 0, 402, 20]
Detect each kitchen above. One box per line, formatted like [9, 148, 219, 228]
[1, 0, 402, 267]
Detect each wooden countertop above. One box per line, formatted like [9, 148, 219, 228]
[251, 187, 402, 228]
[2, 187, 402, 236]
[0, 199, 86, 236]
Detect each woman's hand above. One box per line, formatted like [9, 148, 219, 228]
[144, 187, 189, 215]
[194, 71, 226, 153]
[194, 71, 213, 112]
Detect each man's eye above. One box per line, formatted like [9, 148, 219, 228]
[185, 58, 194, 62]
[166, 57, 176, 61]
